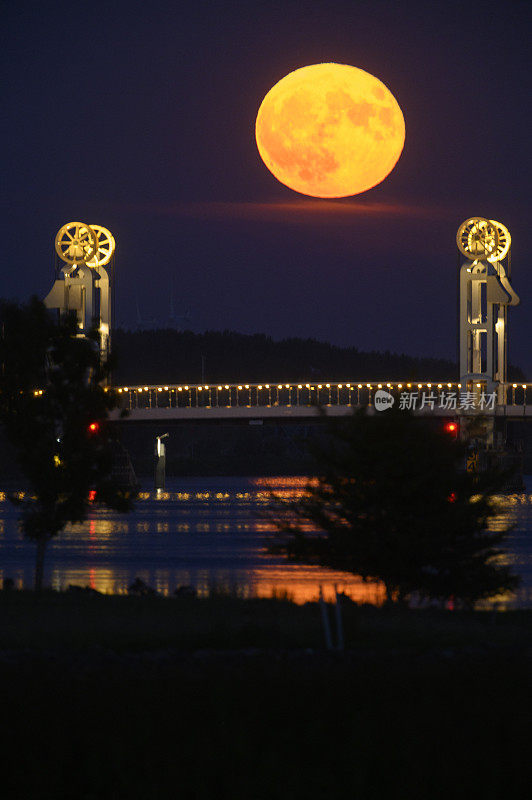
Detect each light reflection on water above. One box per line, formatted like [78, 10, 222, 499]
[0, 476, 531, 607]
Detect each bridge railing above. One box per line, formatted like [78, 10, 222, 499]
[112, 381, 532, 411]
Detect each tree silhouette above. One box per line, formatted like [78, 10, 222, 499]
[0, 297, 134, 590]
[111, 328, 526, 386]
[272, 407, 520, 607]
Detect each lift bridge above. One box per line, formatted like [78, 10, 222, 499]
[41, 217, 530, 480]
[45, 217, 530, 428]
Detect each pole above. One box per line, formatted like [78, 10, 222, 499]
[334, 585, 344, 652]
[319, 586, 333, 650]
[154, 433, 169, 491]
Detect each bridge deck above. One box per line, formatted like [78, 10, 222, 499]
[111, 404, 532, 422]
[110, 380, 532, 421]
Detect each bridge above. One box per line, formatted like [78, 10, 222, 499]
[110, 381, 532, 420]
[34, 217, 531, 479]
[44, 218, 531, 432]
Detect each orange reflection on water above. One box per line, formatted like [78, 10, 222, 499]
[249, 564, 385, 604]
[66, 519, 127, 537]
[250, 477, 318, 489]
[51, 567, 129, 595]
[45, 564, 386, 606]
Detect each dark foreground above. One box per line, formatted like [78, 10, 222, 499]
[1, 591, 531, 799]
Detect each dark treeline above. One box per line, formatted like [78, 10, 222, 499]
[112, 328, 467, 385]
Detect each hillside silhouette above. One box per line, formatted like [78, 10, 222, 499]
[112, 329, 462, 385]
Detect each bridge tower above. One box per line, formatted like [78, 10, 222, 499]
[457, 217, 519, 403]
[44, 222, 115, 365]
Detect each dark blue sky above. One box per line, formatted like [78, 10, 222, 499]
[2, 0, 531, 374]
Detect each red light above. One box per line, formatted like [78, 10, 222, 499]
[88, 422, 99, 434]
[448, 492, 456, 503]
[88, 490, 97, 502]
[444, 421, 458, 434]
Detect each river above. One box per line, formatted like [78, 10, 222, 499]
[1, 476, 531, 606]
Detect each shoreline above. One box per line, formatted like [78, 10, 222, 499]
[2, 589, 531, 655]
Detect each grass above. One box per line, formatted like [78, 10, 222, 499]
[0, 588, 531, 653]
[0, 590, 531, 799]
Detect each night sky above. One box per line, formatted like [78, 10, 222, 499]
[2, 0, 531, 375]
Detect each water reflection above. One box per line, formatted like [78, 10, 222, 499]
[0, 476, 531, 607]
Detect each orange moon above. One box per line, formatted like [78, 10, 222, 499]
[255, 63, 405, 198]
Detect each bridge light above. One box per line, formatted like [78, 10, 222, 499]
[444, 421, 458, 437]
[378, 384, 382, 389]
[278, 385, 282, 389]
[144, 387, 149, 391]
[326, 384, 330, 388]
[398, 384, 403, 389]
[513, 384, 517, 388]
[438, 384, 442, 389]
[407, 383, 412, 388]
[185, 386, 189, 390]
[245, 385, 249, 389]
[427, 383, 432, 388]
[523, 384, 527, 389]
[158, 387, 162, 391]
[265, 384, 269, 389]
[178, 387, 183, 392]
[258, 385, 263, 390]
[346, 383, 351, 388]
[458, 383, 461, 388]
[447, 383, 452, 388]
[238, 386, 243, 391]
[476, 383, 481, 388]
[306, 384, 310, 389]
[118, 388, 122, 393]
[285, 384, 289, 389]
[138, 388, 143, 393]
[164, 387, 169, 391]
[198, 387, 202, 391]
[366, 383, 371, 389]
[218, 386, 222, 391]
[318, 384, 322, 389]
[386, 383, 391, 387]
[298, 385, 302, 389]
[124, 387, 128, 392]
[417, 384, 422, 389]
[338, 384, 342, 389]
[205, 385, 209, 390]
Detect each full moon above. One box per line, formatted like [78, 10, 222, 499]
[255, 63, 405, 198]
